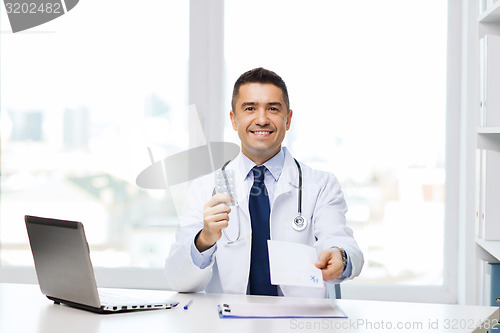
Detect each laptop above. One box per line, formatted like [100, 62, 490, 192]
[25, 215, 179, 313]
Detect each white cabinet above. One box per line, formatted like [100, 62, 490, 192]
[476, 0, 500, 242]
[476, 0, 500, 307]
[479, 0, 500, 22]
[479, 34, 500, 127]
[477, 148, 500, 240]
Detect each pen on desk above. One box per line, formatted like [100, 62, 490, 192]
[183, 299, 193, 310]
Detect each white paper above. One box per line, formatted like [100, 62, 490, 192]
[267, 240, 324, 288]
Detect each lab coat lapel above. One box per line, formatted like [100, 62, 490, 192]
[270, 148, 299, 209]
[234, 154, 250, 222]
[223, 154, 250, 239]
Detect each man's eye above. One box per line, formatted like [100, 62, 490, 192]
[245, 107, 255, 111]
[269, 107, 279, 111]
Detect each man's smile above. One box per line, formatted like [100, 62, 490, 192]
[251, 130, 273, 136]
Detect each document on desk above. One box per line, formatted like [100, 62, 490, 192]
[267, 240, 324, 288]
[218, 303, 347, 319]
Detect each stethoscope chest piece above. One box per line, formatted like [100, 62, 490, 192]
[292, 215, 307, 231]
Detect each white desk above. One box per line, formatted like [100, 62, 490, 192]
[0, 283, 498, 333]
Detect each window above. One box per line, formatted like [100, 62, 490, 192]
[0, 1, 189, 269]
[1, 0, 456, 301]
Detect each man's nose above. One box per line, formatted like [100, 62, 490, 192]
[254, 109, 269, 125]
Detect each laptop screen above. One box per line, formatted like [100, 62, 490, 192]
[25, 215, 101, 308]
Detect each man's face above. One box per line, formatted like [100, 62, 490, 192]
[230, 83, 293, 164]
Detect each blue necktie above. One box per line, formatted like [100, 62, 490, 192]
[248, 166, 278, 296]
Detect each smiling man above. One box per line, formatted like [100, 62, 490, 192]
[165, 68, 363, 297]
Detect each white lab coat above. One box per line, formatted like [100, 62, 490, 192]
[164, 147, 363, 298]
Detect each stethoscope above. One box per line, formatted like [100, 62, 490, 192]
[218, 158, 307, 244]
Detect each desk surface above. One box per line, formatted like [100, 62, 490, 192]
[0, 283, 497, 333]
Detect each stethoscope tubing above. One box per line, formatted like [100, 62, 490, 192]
[293, 158, 302, 216]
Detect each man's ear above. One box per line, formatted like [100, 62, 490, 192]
[230, 110, 237, 130]
[286, 109, 293, 130]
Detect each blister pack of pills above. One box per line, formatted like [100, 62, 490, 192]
[215, 169, 238, 206]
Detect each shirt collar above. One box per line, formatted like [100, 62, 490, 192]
[240, 147, 286, 182]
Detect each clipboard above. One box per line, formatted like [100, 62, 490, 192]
[217, 302, 347, 319]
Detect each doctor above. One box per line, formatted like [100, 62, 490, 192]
[165, 68, 363, 297]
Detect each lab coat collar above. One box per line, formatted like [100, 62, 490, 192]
[238, 148, 285, 182]
[223, 147, 299, 210]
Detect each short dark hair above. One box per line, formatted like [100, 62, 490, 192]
[231, 67, 290, 112]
